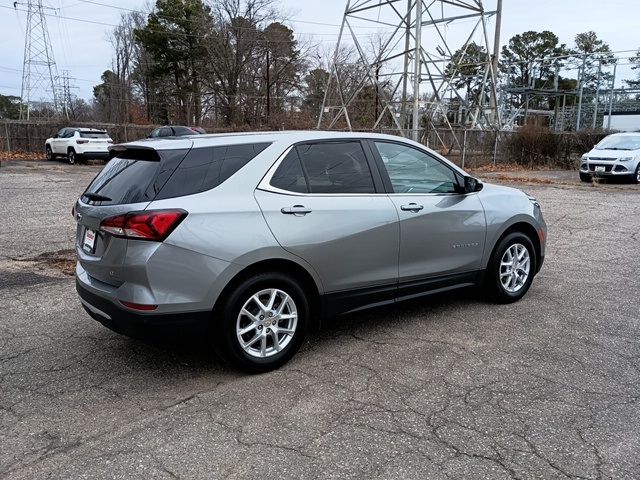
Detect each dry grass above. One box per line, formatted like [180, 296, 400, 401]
[18, 249, 76, 276]
[0, 151, 45, 161]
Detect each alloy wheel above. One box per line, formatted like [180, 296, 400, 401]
[235, 288, 297, 358]
[499, 243, 531, 293]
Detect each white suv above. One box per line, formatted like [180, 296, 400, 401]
[579, 132, 640, 184]
[45, 128, 113, 164]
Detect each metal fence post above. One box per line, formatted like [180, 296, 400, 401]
[461, 129, 467, 168]
[493, 132, 499, 166]
[4, 121, 10, 152]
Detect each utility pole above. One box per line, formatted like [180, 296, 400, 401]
[607, 63, 617, 130]
[412, 0, 422, 141]
[400, 0, 412, 131]
[265, 48, 271, 123]
[17, 0, 60, 120]
[576, 55, 586, 131]
[592, 58, 602, 129]
[489, 0, 502, 126]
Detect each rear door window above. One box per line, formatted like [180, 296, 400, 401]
[155, 143, 271, 200]
[296, 141, 375, 194]
[270, 149, 309, 193]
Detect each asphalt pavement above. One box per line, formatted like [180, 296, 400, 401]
[1, 160, 639, 479]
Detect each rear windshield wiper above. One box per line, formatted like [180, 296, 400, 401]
[83, 192, 112, 202]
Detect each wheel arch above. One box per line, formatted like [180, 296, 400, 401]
[213, 258, 323, 330]
[486, 220, 542, 274]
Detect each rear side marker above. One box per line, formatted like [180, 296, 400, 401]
[120, 301, 157, 311]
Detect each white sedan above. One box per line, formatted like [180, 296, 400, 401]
[45, 127, 113, 164]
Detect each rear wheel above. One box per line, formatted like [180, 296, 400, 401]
[67, 148, 77, 165]
[485, 232, 536, 303]
[214, 272, 309, 373]
[579, 172, 591, 183]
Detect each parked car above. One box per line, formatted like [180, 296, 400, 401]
[74, 131, 547, 372]
[579, 132, 640, 183]
[45, 128, 112, 164]
[148, 125, 206, 138]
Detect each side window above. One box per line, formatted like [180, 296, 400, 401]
[296, 141, 375, 194]
[56, 128, 66, 138]
[270, 149, 308, 193]
[149, 128, 160, 138]
[155, 142, 271, 199]
[374, 141, 458, 194]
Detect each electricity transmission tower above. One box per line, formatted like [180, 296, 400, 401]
[60, 70, 78, 120]
[318, 0, 501, 144]
[17, 0, 60, 120]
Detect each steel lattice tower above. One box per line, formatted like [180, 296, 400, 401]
[18, 0, 60, 120]
[318, 0, 501, 143]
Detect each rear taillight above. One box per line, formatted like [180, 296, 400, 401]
[76, 139, 89, 144]
[100, 209, 187, 242]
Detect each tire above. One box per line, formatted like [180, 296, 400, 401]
[214, 272, 309, 373]
[579, 172, 591, 183]
[67, 148, 77, 165]
[485, 232, 536, 304]
[633, 164, 640, 185]
[45, 145, 56, 161]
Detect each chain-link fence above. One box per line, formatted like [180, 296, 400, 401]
[2, 120, 611, 169]
[1, 121, 156, 153]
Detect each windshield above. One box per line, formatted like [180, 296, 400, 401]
[596, 136, 640, 151]
[80, 131, 109, 139]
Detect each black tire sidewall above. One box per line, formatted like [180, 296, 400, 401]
[215, 272, 309, 373]
[68, 149, 76, 164]
[45, 145, 53, 160]
[579, 172, 591, 182]
[633, 164, 640, 185]
[487, 232, 536, 303]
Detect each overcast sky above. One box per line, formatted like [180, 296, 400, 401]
[1, 0, 638, 100]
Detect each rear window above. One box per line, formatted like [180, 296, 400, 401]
[82, 142, 270, 205]
[80, 131, 109, 139]
[82, 149, 188, 205]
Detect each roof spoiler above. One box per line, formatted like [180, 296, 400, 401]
[108, 145, 160, 161]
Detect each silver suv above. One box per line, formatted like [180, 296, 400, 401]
[74, 131, 547, 372]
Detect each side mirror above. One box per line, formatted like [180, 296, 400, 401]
[464, 176, 483, 193]
[53, 134, 59, 138]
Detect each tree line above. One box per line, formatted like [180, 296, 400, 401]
[2, 0, 640, 129]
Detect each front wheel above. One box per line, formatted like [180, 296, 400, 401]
[214, 272, 309, 373]
[579, 172, 591, 183]
[485, 232, 536, 303]
[633, 164, 640, 185]
[45, 145, 56, 161]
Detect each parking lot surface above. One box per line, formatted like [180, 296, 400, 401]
[1, 161, 639, 479]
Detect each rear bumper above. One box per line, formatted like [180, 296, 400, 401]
[76, 279, 209, 337]
[76, 151, 110, 159]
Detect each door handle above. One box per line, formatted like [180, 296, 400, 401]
[281, 205, 312, 215]
[400, 203, 424, 212]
